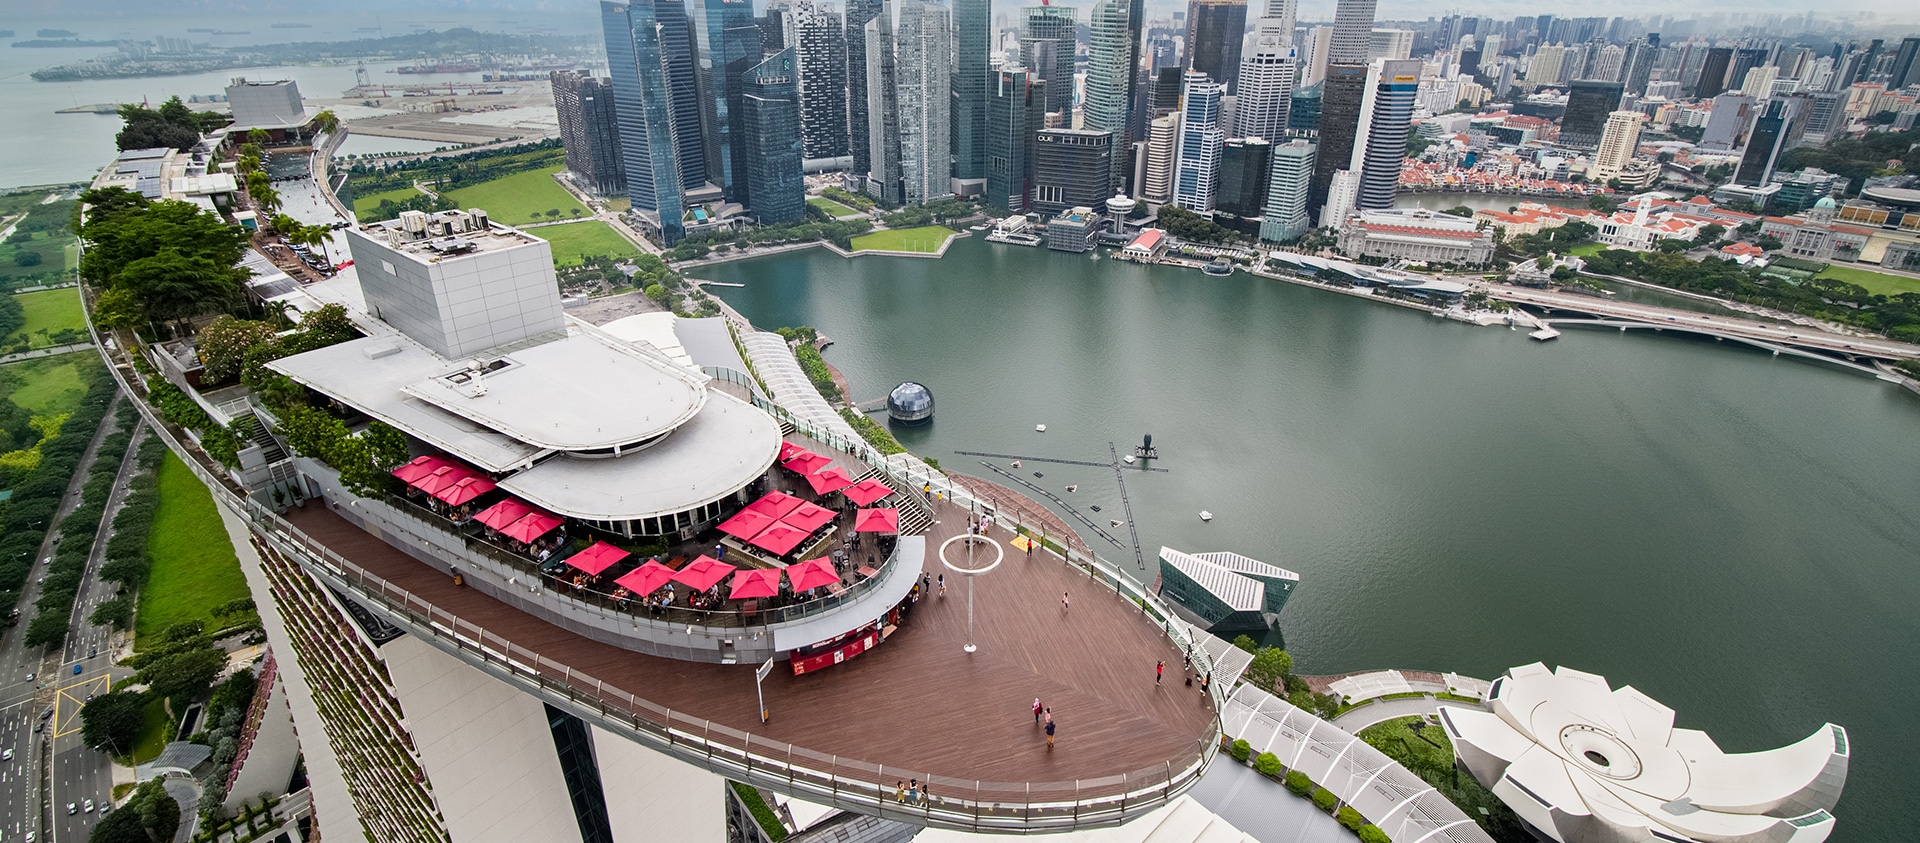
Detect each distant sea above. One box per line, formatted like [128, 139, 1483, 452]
[0, 11, 598, 191]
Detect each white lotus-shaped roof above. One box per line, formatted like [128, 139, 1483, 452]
[1439, 663, 1847, 843]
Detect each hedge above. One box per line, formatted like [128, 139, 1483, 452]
[1311, 786, 1339, 813]
[1230, 738, 1252, 762]
[1285, 769, 1312, 796]
[840, 407, 906, 456]
[1254, 751, 1283, 776]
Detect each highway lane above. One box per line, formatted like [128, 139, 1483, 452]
[1488, 283, 1920, 361]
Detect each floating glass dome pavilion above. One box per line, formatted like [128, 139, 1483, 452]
[886, 381, 934, 424]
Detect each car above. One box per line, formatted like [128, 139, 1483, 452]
[24, 673, 33, 682]
[27, 832, 35, 842]
[101, 803, 112, 815]
[73, 663, 82, 675]
[67, 802, 77, 815]
[89, 646, 97, 658]
[3, 748, 12, 760]
[84, 799, 94, 813]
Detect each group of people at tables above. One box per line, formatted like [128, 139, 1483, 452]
[548, 545, 853, 618]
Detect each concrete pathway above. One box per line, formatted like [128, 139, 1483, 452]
[1331, 694, 1446, 734]
[0, 344, 91, 364]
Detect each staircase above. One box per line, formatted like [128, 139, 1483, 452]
[232, 412, 288, 463]
[854, 466, 934, 536]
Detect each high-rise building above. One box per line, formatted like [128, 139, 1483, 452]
[1033, 129, 1117, 216]
[551, 71, 627, 197]
[1174, 71, 1226, 212]
[863, 5, 903, 204]
[1727, 47, 1768, 94]
[1696, 46, 1734, 98]
[1234, 20, 1297, 142]
[1186, 0, 1249, 93]
[1289, 83, 1322, 133]
[1320, 167, 1360, 227]
[1891, 37, 1920, 90]
[1367, 29, 1413, 61]
[1529, 44, 1568, 87]
[1735, 97, 1804, 187]
[950, 0, 990, 191]
[1260, 138, 1316, 241]
[1328, 0, 1378, 65]
[1086, 0, 1145, 187]
[845, 0, 884, 175]
[1740, 65, 1779, 99]
[741, 48, 805, 224]
[1623, 38, 1657, 96]
[1024, 5, 1078, 117]
[601, 0, 702, 245]
[1262, 0, 1297, 41]
[758, 0, 790, 50]
[1560, 80, 1624, 149]
[896, 0, 953, 206]
[986, 66, 1045, 212]
[1308, 62, 1367, 211]
[785, 1, 849, 161]
[1142, 114, 1177, 203]
[1303, 26, 1333, 85]
[1699, 93, 1755, 152]
[692, 0, 758, 201]
[1589, 44, 1627, 83]
[1150, 67, 1187, 117]
[1216, 137, 1272, 222]
[1590, 109, 1643, 185]
[1348, 58, 1419, 210]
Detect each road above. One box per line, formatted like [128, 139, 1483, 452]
[0, 389, 122, 843]
[1488, 283, 1920, 362]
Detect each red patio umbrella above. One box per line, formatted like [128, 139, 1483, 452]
[716, 509, 776, 541]
[671, 556, 737, 590]
[853, 508, 899, 534]
[781, 452, 832, 475]
[747, 523, 810, 556]
[501, 511, 563, 543]
[413, 465, 475, 496]
[392, 455, 452, 484]
[743, 490, 804, 520]
[729, 568, 782, 600]
[779, 501, 835, 533]
[786, 557, 840, 592]
[564, 541, 629, 576]
[778, 441, 809, 462]
[615, 560, 675, 594]
[804, 466, 855, 496]
[433, 475, 496, 506]
[474, 499, 536, 531]
[842, 478, 894, 507]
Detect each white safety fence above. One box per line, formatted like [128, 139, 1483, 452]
[1220, 685, 1494, 843]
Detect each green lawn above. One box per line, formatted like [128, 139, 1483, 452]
[807, 197, 861, 218]
[443, 165, 589, 226]
[1816, 264, 1920, 297]
[9, 287, 87, 345]
[135, 452, 249, 650]
[534, 220, 640, 266]
[1, 353, 98, 415]
[1567, 241, 1606, 257]
[849, 225, 956, 254]
[350, 185, 424, 216]
[128, 695, 172, 764]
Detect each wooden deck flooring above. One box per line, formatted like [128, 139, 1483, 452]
[284, 497, 1217, 793]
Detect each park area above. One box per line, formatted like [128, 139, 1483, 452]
[135, 453, 250, 649]
[444, 164, 589, 226]
[535, 220, 640, 266]
[1815, 263, 1920, 297]
[350, 185, 424, 217]
[7, 287, 87, 347]
[849, 225, 955, 254]
[0, 352, 97, 415]
[807, 197, 862, 218]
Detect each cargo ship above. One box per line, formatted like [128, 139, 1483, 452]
[395, 62, 482, 74]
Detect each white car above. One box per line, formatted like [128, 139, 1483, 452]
[67, 801, 77, 815]
[84, 799, 94, 813]
[2, 748, 12, 760]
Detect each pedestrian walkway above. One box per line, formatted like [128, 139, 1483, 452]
[0, 342, 91, 364]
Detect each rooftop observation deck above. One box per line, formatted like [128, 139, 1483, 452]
[278, 487, 1219, 829]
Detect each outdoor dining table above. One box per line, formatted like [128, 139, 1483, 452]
[856, 565, 879, 580]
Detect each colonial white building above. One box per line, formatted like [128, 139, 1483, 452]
[1759, 197, 1872, 261]
[1336, 208, 1496, 264]
[1593, 197, 1713, 251]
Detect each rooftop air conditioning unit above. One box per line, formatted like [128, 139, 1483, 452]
[468, 208, 489, 230]
[399, 210, 429, 234]
[428, 220, 450, 237]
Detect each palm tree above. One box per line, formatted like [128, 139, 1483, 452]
[271, 214, 300, 235]
[299, 224, 334, 265]
[312, 109, 340, 135]
[253, 186, 281, 216]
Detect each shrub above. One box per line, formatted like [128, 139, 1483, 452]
[1357, 824, 1391, 843]
[1284, 769, 1312, 795]
[1337, 805, 1366, 831]
[1253, 751, 1282, 776]
[1229, 738, 1251, 762]
[1311, 786, 1338, 813]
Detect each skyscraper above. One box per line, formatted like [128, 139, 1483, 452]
[1174, 71, 1226, 212]
[786, 1, 848, 161]
[1186, 0, 1249, 93]
[845, 0, 884, 175]
[897, 0, 953, 205]
[1303, 26, 1332, 85]
[601, 0, 699, 244]
[1216, 137, 1272, 223]
[950, 0, 990, 192]
[1309, 62, 1368, 211]
[986, 66, 1045, 212]
[1085, 0, 1143, 142]
[1590, 109, 1642, 185]
[1328, 0, 1378, 65]
[1560, 80, 1624, 149]
[1288, 84, 1321, 133]
[551, 71, 627, 197]
[863, 4, 903, 204]
[1233, 16, 1297, 143]
[693, 0, 757, 200]
[1529, 44, 1568, 86]
[1141, 114, 1177, 203]
[1033, 129, 1117, 216]
[1348, 58, 1419, 210]
[1735, 97, 1804, 187]
[1696, 46, 1734, 98]
[1023, 6, 1077, 117]
[1623, 38, 1656, 96]
[1892, 37, 1920, 90]
[1321, 167, 1359, 227]
[741, 48, 805, 224]
[1260, 139, 1315, 241]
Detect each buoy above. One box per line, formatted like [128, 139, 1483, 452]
[1122, 454, 1136, 464]
[1199, 511, 1213, 522]
[1035, 424, 1047, 432]
[1064, 485, 1078, 493]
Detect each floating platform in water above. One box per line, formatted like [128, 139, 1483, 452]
[1530, 326, 1562, 341]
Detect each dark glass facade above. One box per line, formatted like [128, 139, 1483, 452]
[1696, 46, 1733, 98]
[1032, 129, 1115, 217]
[743, 49, 805, 224]
[1560, 80, 1623, 149]
[1289, 83, 1322, 133]
[544, 705, 614, 843]
[552, 71, 628, 197]
[1309, 63, 1367, 213]
[1216, 138, 1271, 219]
[844, 0, 884, 175]
[986, 68, 1044, 213]
[693, 0, 759, 200]
[601, 0, 688, 244]
[950, 0, 990, 183]
[1186, 0, 1248, 93]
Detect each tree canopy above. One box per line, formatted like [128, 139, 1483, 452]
[114, 96, 224, 152]
[77, 187, 251, 330]
[80, 690, 147, 755]
[88, 778, 180, 843]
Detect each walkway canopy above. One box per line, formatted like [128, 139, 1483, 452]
[729, 568, 782, 600]
[614, 560, 675, 595]
[748, 523, 810, 556]
[474, 499, 537, 531]
[782, 452, 832, 475]
[780, 501, 835, 533]
[717, 509, 776, 542]
[854, 508, 899, 534]
[501, 511, 563, 543]
[744, 490, 804, 520]
[843, 479, 894, 506]
[564, 541, 629, 576]
[672, 556, 736, 591]
[787, 557, 839, 592]
[433, 475, 496, 506]
[804, 466, 855, 495]
[392, 455, 454, 484]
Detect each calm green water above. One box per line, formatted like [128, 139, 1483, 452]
[708, 237, 1920, 840]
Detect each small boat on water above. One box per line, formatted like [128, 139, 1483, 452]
[1064, 485, 1078, 493]
[1199, 511, 1214, 522]
[1010, 460, 1021, 468]
[1122, 454, 1136, 464]
[1035, 424, 1047, 432]
[1110, 519, 1123, 527]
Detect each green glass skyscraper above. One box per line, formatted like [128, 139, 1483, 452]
[742, 48, 805, 224]
[950, 0, 990, 192]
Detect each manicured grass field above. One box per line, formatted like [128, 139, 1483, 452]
[849, 225, 956, 253]
[135, 452, 250, 650]
[443, 165, 589, 225]
[1, 353, 97, 415]
[807, 197, 861, 218]
[1567, 241, 1607, 257]
[534, 220, 641, 266]
[350, 185, 424, 216]
[1816, 264, 1920, 297]
[128, 695, 171, 764]
[10, 287, 87, 343]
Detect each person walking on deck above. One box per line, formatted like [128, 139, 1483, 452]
[1033, 698, 1043, 724]
[1156, 660, 1165, 685]
[1045, 714, 1056, 748]
[1061, 591, 1070, 612]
